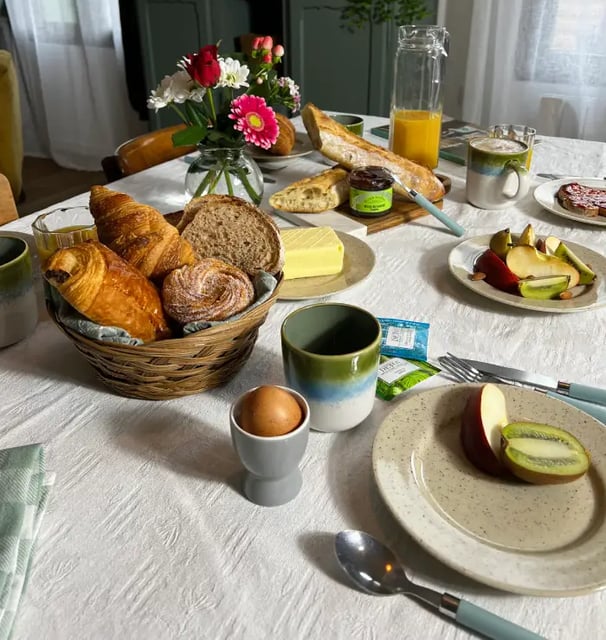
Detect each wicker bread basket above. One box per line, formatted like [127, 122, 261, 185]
[47, 275, 283, 400]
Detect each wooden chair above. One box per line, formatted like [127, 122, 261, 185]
[101, 124, 196, 182]
[0, 173, 18, 226]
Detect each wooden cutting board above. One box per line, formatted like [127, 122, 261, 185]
[335, 175, 451, 234]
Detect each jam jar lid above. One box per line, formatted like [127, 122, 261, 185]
[348, 166, 394, 191]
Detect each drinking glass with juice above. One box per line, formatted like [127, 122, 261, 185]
[390, 110, 442, 169]
[32, 207, 97, 266]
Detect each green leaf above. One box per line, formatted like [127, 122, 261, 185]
[172, 125, 207, 146]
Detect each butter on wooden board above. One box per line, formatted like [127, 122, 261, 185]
[280, 227, 344, 280]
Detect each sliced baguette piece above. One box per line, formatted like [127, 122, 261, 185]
[179, 194, 285, 276]
[301, 102, 445, 203]
[269, 166, 350, 213]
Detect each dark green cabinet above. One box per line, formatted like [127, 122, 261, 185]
[133, 0, 252, 128]
[283, 0, 438, 116]
[129, 0, 438, 128]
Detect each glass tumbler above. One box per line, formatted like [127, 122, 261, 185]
[32, 206, 98, 268]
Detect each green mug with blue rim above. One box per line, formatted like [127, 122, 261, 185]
[0, 234, 38, 348]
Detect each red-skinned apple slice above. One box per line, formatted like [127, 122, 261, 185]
[460, 383, 509, 476]
[474, 249, 520, 293]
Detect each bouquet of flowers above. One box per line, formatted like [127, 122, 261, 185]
[147, 36, 301, 203]
[147, 36, 301, 204]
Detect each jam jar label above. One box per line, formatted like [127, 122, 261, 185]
[350, 187, 393, 215]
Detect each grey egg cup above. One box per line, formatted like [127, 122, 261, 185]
[230, 386, 310, 507]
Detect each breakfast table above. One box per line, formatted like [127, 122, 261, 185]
[1, 113, 605, 640]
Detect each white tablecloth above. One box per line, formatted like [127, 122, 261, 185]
[2, 115, 605, 639]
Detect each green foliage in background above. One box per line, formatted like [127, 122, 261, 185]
[341, 0, 431, 31]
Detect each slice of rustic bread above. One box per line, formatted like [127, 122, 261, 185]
[269, 166, 350, 212]
[179, 194, 285, 276]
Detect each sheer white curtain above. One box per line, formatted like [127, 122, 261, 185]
[460, 0, 606, 141]
[5, 0, 145, 170]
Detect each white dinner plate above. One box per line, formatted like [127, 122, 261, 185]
[278, 231, 375, 300]
[373, 383, 606, 596]
[448, 234, 606, 313]
[246, 134, 314, 169]
[533, 178, 606, 227]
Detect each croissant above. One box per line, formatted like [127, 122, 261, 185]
[89, 185, 195, 281]
[162, 258, 255, 324]
[45, 241, 171, 343]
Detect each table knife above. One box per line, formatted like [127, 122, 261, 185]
[536, 173, 606, 180]
[463, 358, 606, 406]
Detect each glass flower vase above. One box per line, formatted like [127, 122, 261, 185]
[185, 145, 264, 205]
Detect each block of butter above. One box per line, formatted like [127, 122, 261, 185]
[280, 227, 345, 280]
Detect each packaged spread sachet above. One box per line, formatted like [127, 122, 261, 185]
[280, 227, 344, 280]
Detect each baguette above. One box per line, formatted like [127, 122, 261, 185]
[179, 194, 285, 276]
[268, 166, 349, 213]
[301, 103, 445, 202]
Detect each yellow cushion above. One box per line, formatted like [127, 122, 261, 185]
[0, 50, 23, 199]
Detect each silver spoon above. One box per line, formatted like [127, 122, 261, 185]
[335, 530, 544, 640]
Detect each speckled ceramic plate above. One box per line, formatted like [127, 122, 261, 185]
[533, 178, 606, 227]
[373, 383, 606, 596]
[278, 232, 375, 300]
[448, 234, 606, 313]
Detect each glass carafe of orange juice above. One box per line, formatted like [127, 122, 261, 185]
[389, 25, 449, 169]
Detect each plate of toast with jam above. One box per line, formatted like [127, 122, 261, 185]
[533, 178, 606, 227]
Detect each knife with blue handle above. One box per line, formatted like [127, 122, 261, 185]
[386, 170, 465, 237]
[463, 359, 606, 405]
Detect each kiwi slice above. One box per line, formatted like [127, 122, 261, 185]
[501, 422, 590, 484]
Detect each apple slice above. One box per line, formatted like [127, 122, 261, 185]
[501, 422, 591, 484]
[518, 275, 570, 299]
[544, 235, 561, 255]
[460, 383, 509, 476]
[474, 249, 520, 293]
[506, 245, 580, 289]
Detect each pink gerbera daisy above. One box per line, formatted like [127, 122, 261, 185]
[229, 94, 279, 149]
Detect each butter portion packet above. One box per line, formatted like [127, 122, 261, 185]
[376, 356, 440, 401]
[378, 317, 429, 361]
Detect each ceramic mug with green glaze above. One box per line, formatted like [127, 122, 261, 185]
[466, 136, 530, 209]
[331, 114, 364, 136]
[281, 303, 381, 432]
[0, 235, 38, 348]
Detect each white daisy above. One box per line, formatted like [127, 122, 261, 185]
[217, 57, 249, 89]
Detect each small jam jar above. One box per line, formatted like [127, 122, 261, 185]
[348, 166, 394, 217]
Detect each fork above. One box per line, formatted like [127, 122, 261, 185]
[438, 353, 606, 424]
[438, 353, 507, 385]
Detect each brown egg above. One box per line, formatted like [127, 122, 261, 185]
[239, 385, 303, 437]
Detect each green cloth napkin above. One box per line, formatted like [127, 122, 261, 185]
[0, 445, 53, 640]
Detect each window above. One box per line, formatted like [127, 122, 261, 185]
[514, 0, 606, 86]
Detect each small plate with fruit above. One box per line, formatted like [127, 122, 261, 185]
[534, 178, 606, 227]
[448, 224, 606, 312]
[372, 383, 606, 595]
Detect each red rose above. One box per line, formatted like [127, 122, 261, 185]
[184, 44, 221, 87]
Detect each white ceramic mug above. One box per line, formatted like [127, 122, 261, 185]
[0, 235, 38, 348]
[466, 137, 530, 210]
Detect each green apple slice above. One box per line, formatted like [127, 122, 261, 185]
[517, 275, 570, 299]
[501, 422, 590, 484]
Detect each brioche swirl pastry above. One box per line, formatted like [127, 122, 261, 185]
[44, 241, 171, 343]
[162, 258, 255, 324]
[89, 185, 195, 281]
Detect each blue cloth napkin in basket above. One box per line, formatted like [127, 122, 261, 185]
[0, 444, 53, 640]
